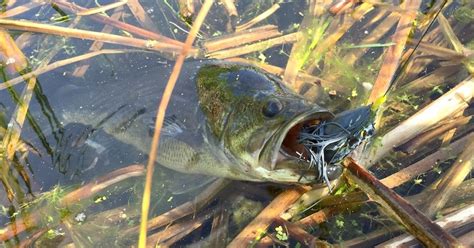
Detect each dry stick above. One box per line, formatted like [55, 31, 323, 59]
[137, 1, 213, 247]
[227, 186, 308, 248]
[395, 115, 472, 154]
[358, 77, 474, 168]
[203, 25, 281, 53]
[381, 132, 474, 189]
[367, 0, 421, 103]
[0, 19, 187, 56]
[72, 8, 124, 77]
[0, 164, 145, 241]
[419, 136, 474, 218]
[0, 1, 41, 18]
[235, 3, 280, 32]
[343, 158, 462, 247]
[52, 0, 183, 46]
[377, 204, 474, 247]
[77, 0, 127, 16]
[0, 49, 126, 90]
[207, 32, 299, 59]
[126, 0, 158, 32]
[124, 179, 228, 236]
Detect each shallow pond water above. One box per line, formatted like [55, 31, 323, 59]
[1, 0, 473, 247]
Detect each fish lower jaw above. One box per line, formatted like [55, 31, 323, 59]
[253, 167, 315, 183]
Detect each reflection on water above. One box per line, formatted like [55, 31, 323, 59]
[1, 0, 472, 246]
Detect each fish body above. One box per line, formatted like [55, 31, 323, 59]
[40, 60, 373, 184]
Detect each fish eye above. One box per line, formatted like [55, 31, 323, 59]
[262, 99, 283, 118]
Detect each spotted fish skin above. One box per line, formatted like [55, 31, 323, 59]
[51, 60, 336, 183]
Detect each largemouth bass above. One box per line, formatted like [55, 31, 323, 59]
[43, 60, 369, 184]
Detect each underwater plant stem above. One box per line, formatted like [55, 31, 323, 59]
[124, 179, 228, 236]
[0, 164, 145, 241]
[438, 13, 474, 74]
[343, 157, 462, 247]
[360, 77, 474, 167]
[396, 115, 471, 154]
[206, 32, 299, 59]
[151, 209, 214, 246]
[204, 25, 281, 53]
[76, 0, 127, 16]
[235, 3, 280, 32]
[228, 186, 308, 247]
[420, 136, 474, 218]
[258, 217, 321, 247]
[137, 1, 213, 247]
[381, 132, 474, 189]
[72, 8, 124, 77]
[377, 204, 474, 247]
[367, 0, 422, 104]
[126, 0, 158, 32]
[0, 1, 41, 18]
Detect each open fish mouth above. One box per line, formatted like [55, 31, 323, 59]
[260, 107, 334, 176]
[262, 105, 374, 185]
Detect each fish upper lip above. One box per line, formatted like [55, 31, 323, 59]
[261, 106, 334, 172]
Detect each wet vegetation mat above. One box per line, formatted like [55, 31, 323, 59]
[0, 0, 473, 247]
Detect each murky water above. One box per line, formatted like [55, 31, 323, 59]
[1, 0, 472, 247]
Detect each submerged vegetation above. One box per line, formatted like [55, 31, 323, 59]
[0, 0, 473, 247]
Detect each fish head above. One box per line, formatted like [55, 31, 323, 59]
[196, 62, 334, 183]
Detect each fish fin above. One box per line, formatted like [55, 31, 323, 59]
[167, 173, 218, 195]
[96, 104, 147, 133]
[149, 115, 186, 137]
